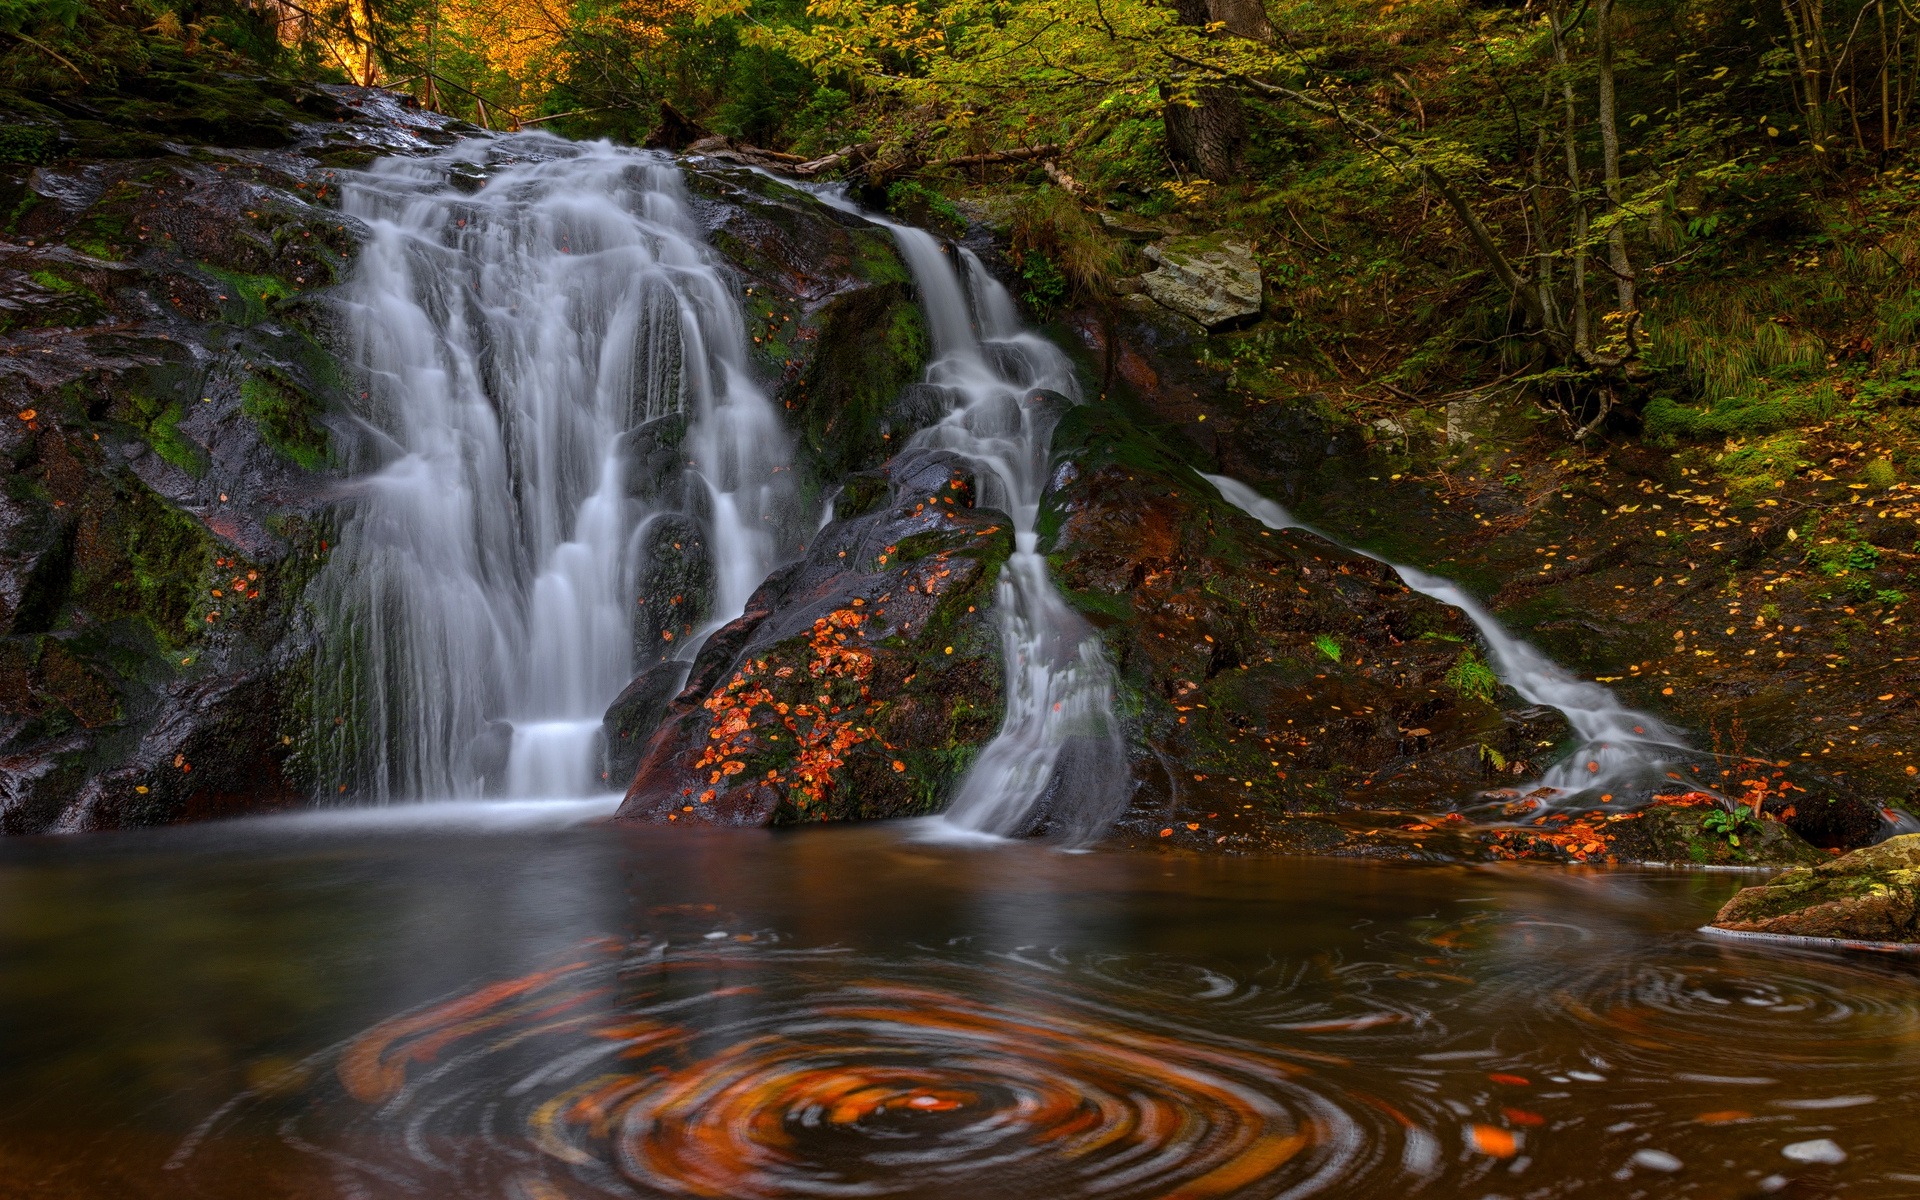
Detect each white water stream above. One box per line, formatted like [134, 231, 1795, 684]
[1204, 474, 1685, 796]
[877, 228, 1128, 841]
[318, 136, 791, 801]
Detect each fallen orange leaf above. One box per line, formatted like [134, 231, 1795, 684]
[1468, 1125, 1518, 1157]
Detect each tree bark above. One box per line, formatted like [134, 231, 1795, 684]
[1550, 0, 1591, 354]
[1595, 0, 1636, 316]
[1163, 0, 1273, 180]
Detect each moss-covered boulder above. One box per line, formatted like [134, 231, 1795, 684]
[1038, 403, 1571, 843]
[614, 448, 1009, 826]
[0, 86, 462, 833]
[1713, 832, 1920, 942]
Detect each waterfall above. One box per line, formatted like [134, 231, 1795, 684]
[1203, 474, 1684, 796]
[317, 136, 792, 802]
[879, 228, 1128, 841]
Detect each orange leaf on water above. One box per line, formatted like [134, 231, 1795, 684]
[1467, 1125, 1518, 1157]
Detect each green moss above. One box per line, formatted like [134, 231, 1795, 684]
[1643, 379, 1838, 444]
[851, 227, 910, 285]
[143, 399, 200, 474]
[1714, 430, 1804, 503]
[885, 180, 965, 236]
[790, 281, 928, 478]
[0, 124, 59, 164]
[202, 266, 294, 325]
[240, 373, 328, 470]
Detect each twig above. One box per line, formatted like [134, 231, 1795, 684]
[4, 31, 89, 83]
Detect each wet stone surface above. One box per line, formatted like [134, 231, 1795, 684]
[616, 448, 1011, 826]
[0, 87, 464, 833]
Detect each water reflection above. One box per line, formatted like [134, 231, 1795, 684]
[1, 821, 1916, 1198]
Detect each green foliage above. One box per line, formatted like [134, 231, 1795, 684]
[1702, 804, 1762, 847]
[885, 180, 964, 235]
[1311, 633, 1341, 662]
[1015, 249, 1067, 315]
[1444, 649, 1498, 704]
[1804, 529, 1881, 577]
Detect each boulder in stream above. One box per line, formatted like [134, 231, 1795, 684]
[613, 449, 1011, 826]
[1712, 832, 1920, 942]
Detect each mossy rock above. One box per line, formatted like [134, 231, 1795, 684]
[1713, 832, 1920, 942]
[615, 449, 1010, 827]
[1607, 802, 1825, 867]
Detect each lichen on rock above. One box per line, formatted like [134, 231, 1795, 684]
[1712, 832, 1920, 942]
[1137, 236, 1262, 330]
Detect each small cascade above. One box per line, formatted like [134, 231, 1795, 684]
[318, 136, 793, 802]
[878, 226, 1128, 841]
[1204, 474, 1684, 796]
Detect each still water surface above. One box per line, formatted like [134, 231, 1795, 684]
[1, 811, 1915, 1198]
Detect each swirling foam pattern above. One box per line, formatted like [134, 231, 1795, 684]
[215, 936, 1469, 1200]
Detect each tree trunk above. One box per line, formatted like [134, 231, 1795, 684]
[347, 0, 379, 86]
[1163, 0, 1273, 180]
[1550, 0, 1591, 355]
[1595, 0, 1636, 317]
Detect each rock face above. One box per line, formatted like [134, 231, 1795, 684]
[0, 82, 461, 833]
[615, 449, 1010, 826]
[1713, 833, 1920, 942]
[679, 164, 932, 485]
[1039, 403, 1570, 834]
[1139, 237, 1262, 329]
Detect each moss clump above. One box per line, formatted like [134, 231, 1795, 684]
[0, 123, 60, 164]
[790, 281, 929, 478]
[240, 373, 328, 470]
[885, 180, 965, 236]
[1444, 649, 1498, 703]
[1642, 380, 1838, 444]
[202, 267, 294, 325]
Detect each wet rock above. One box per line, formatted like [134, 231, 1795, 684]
[1551, 798, 1823, 868]
[632, 515, 714, 657]
[678, 164, 930, 484]
[0, 85, 463, 833]
[1712, 832, 1920, 942]
[1139, 237, 1262, 330]
[602, 659, 692, 789]
[1445, 396, 1495, 449]
[1039, 404, 1570, 836]
[614, 448, 1010, 826]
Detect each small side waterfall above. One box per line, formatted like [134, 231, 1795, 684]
[1204, 474, 1683, 795]
[880, 227, 1127, 841]
[318, 136, 792, 802]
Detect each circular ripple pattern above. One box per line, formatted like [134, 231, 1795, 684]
[1542, 956, 1920, 1071]
[194, 938, 1450, 1200]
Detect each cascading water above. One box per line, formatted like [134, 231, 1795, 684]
[317, 135, 792, 802]
[1203, 473, 1684, 796]
[876, 226, 1127, 841]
